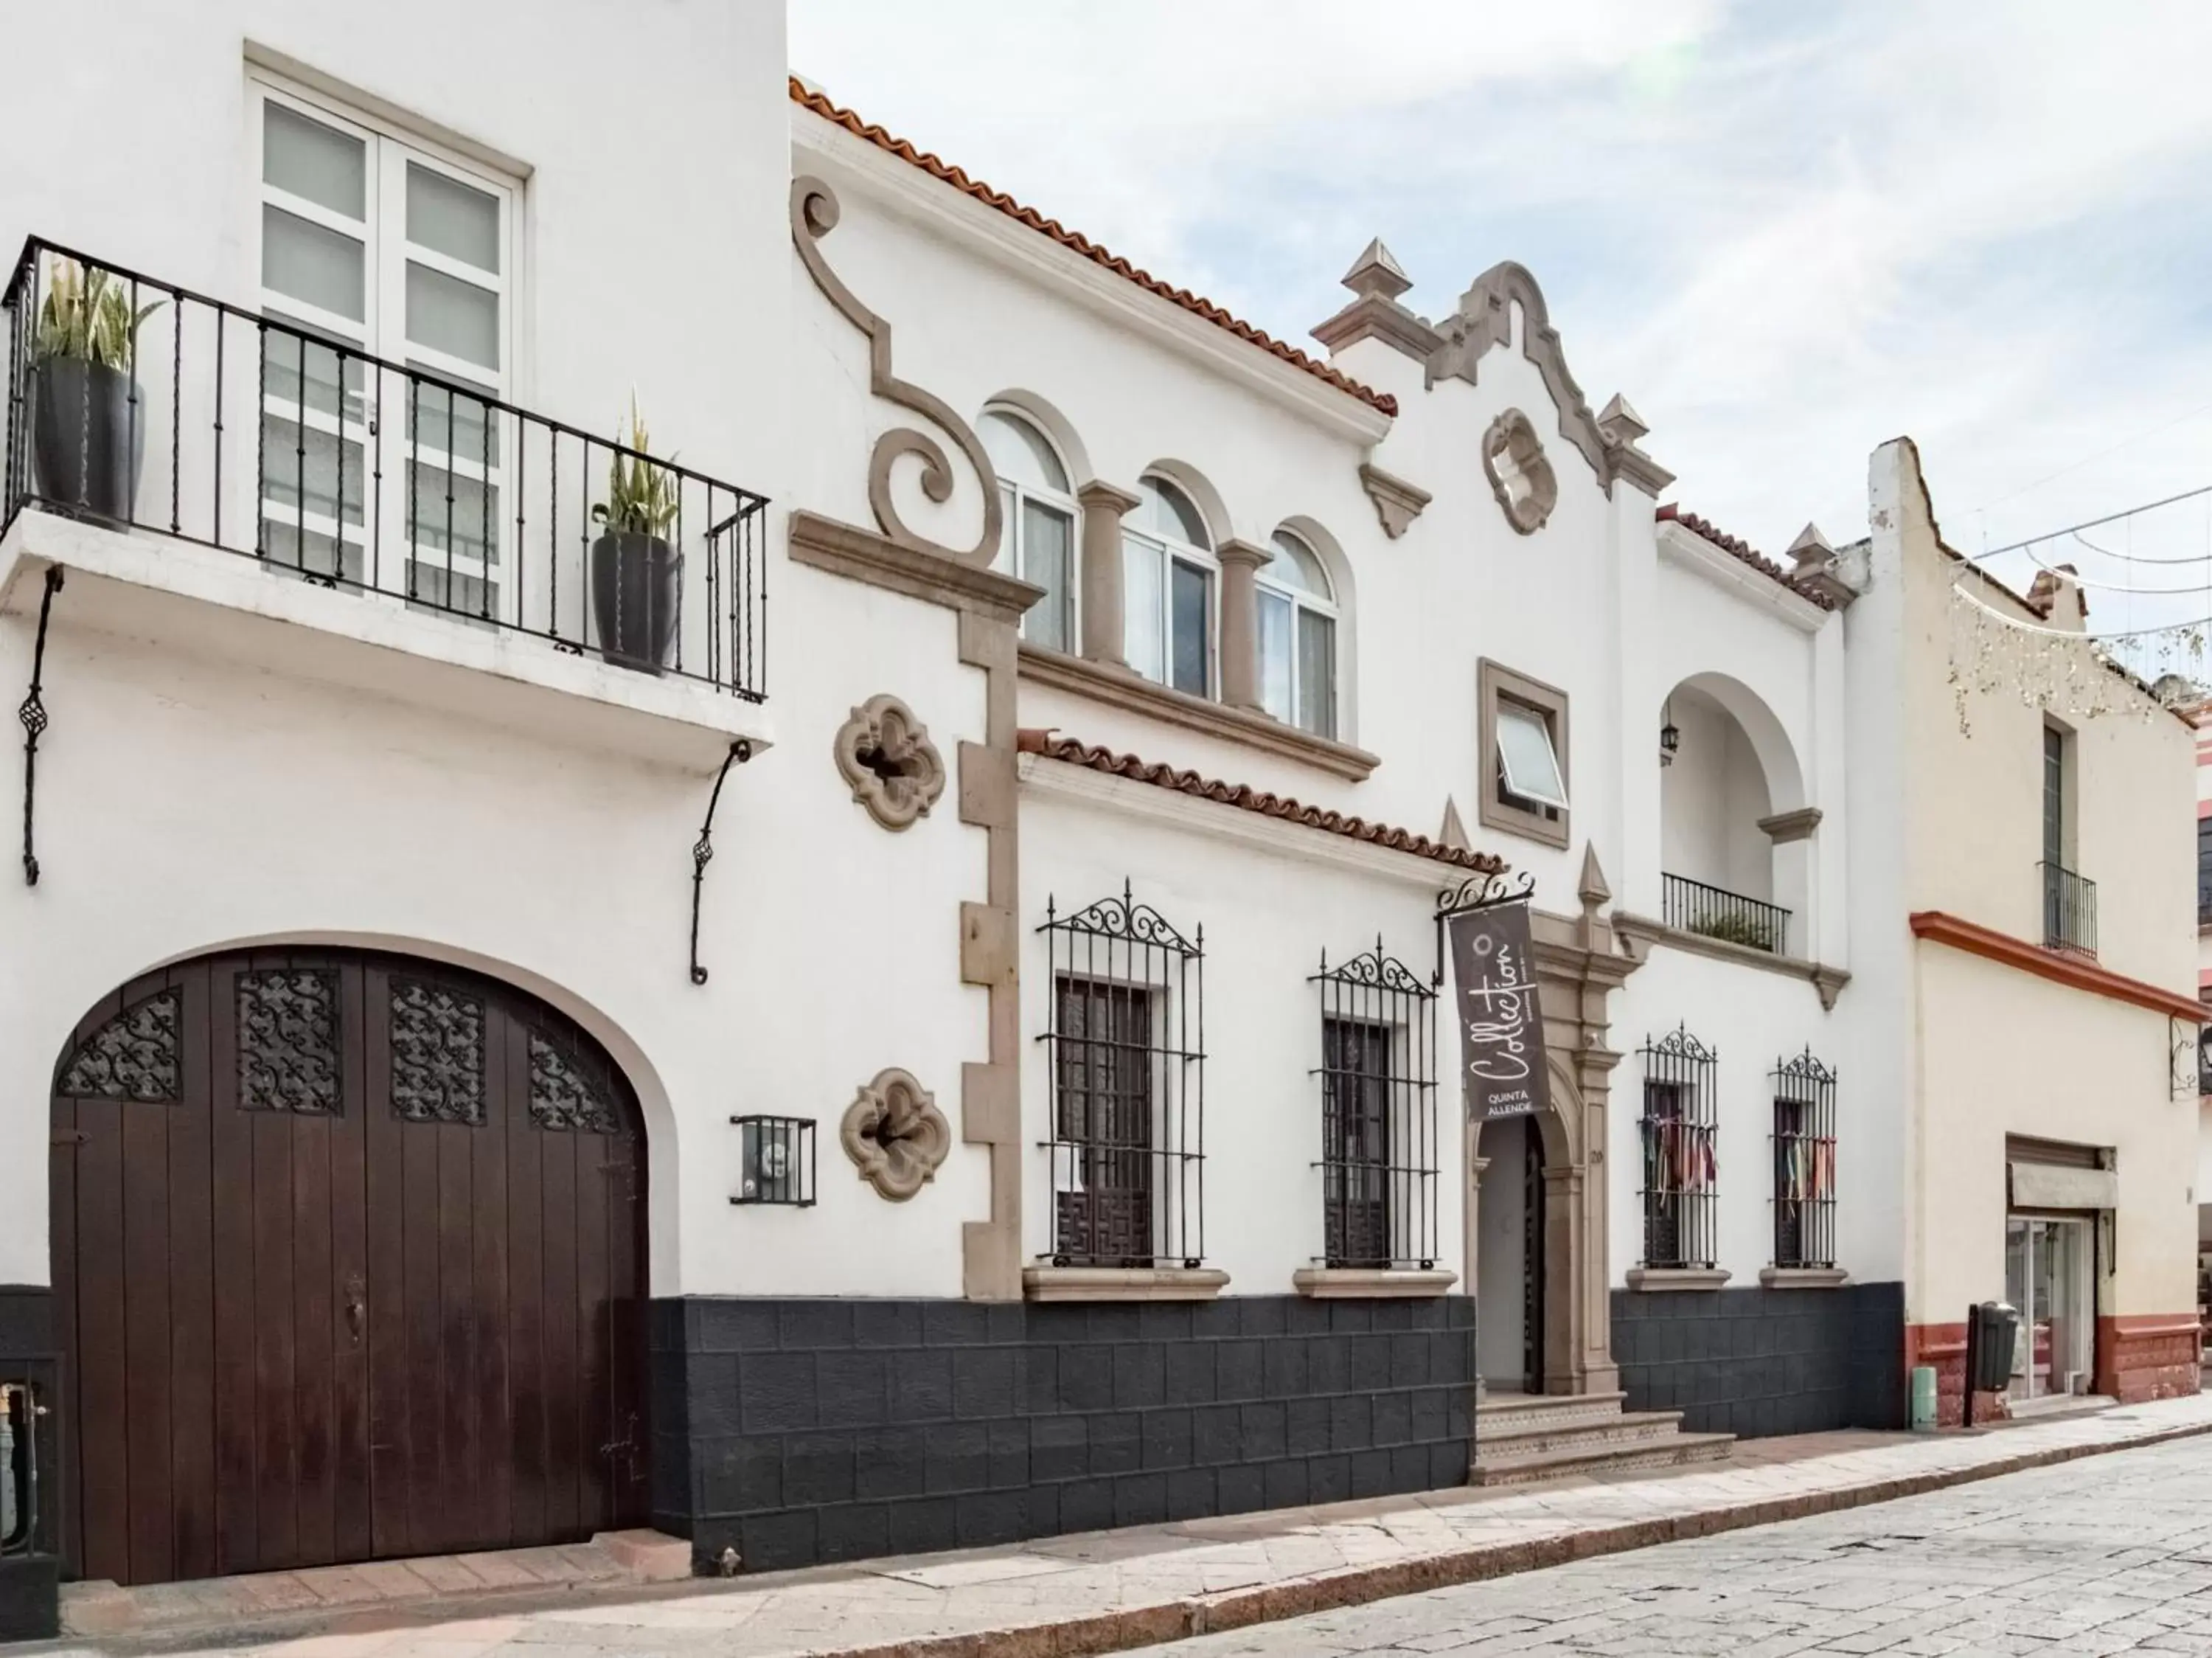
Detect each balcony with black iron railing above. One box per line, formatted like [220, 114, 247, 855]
[1661, 871, 1791, 957]
[2, 239, 770, 760]
[2039, 861, 2096, 956]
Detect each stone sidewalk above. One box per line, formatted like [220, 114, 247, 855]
[42, 1392, 2212, 1658]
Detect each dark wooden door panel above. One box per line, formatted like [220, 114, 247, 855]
[52, 951, 649, 1586]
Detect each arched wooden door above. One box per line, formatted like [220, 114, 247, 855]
[49, 950, 649, 1587]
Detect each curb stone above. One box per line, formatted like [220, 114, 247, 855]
[784, 1415, 2212, 1658]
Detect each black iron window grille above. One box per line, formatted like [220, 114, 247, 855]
[2197, 820, 2212, 926]
[730, 1114, 815, 1207]
[1661, 872, 1790, 956]
[0, 1369, 52, 1560]
[2, 238, 768, 698]
[1311, 943, 1439, 1270]
[1770, 1048, 1837, 1270]
[1039, 882, 1205, 1269]
[2039, 861, 2097, 955]
[1639, 1024, 1718, 1270]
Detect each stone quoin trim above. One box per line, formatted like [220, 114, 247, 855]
[1015, 729, 1503, 872]
[788, 77, 1396, 417]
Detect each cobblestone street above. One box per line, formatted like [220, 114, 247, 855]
[1135, 1430, 2212, 1657]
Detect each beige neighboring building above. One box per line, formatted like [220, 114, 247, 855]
[1852, 440, 2202, 1420]
[2194, 702, 2212, 1336]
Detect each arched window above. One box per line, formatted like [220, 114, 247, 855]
[1259, 529, 1336, 738]
[1123, 474, 1213, 696]
[981, 409, 1076, 651]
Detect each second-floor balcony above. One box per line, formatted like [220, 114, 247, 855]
[2040, 860, 2097, 956]
[3, 240, 769, 766]
[1662, 871, 1791, 957]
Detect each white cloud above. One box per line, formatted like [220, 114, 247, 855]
[790, 0, 2212, 613]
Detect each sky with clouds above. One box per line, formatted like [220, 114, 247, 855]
[790, 1, 2212, 651]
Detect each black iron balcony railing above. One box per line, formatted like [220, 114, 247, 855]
[2, 238, 767, 699]
[1662, 871, 1790, 957]
[2040, 860, 2096, 955]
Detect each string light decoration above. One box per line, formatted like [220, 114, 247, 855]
[1945, 579, 2205, 736]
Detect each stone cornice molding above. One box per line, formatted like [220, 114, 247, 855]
[1909, 909, 2202, 1021]
[1311, 293, 1445, 361]
[791, 175, 1004, 566]
[1427, 261, 1611, 491]
[1016, 644, 1380, 780]
[1613, 910, 1850, 1010]
[1074, 479, 1142, 514]
[1658, 521, 1830, 634]
[788, 510, 1041, 625]
[1358, 464, 1431, 540]
[1757, 806, 1823, 844]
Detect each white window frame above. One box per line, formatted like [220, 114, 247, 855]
[981, 406, 1079, 651]
[249, 72, 519, 618]
[1123, 475, 1217, 699]
[1257, 528, 1338, 738]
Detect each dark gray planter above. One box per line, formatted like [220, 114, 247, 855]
[590, 530, 682, 673]
[31, 357, 143, 524]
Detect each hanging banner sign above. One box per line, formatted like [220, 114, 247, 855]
[1445, 901, 1551, 1121]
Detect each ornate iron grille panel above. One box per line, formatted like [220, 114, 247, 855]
[1040, 882, 1205, 1269]
[527, 1031, 619, 1134]
[389, 977, 484, 1125]
[237, 968, 341, 1114]
[1311, 943, 1438, 1270]
[1639, 1024, 1717, 1269]
[57, 988, 181, 1101]
[1772, 1048, 1837, 1269]
[731, 1114, 816, 1207]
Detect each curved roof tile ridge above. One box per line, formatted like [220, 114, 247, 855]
[1018, 729, 1505, 873]
[790, 77, 1398, 418]
[1657, 504, 1838, 611]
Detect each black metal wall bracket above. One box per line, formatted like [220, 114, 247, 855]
[689, 738, 754, 985]
[20, 565, 63, 887]
[1431, 867, 1534, 985]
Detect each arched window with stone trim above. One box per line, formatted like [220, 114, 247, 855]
[1122, 474, 1214, 697]
[981, 407, 1077, 652]
[1259, 527, 1337, 738]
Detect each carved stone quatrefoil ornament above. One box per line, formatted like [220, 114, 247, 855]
[1483, 409, 1559, 535]
[834, 694, 947, 830]
[841, 1067, 952, 1201]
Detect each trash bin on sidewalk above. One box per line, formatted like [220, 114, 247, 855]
[1963, 1300, 2019, 1426]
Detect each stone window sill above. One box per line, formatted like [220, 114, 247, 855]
[1627, 1266, 1732, 1293]
[1759, 1266, 1849, 1289]
[1016, 644, 1380, 782]
[1292, 1266, 1458, 1300]
[1613, 911, 1851, 1011]
[1022, 1265, 1231, 1303]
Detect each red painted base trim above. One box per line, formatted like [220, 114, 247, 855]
[2094, 1314, 2205, 1404]
[1904, 1322, 2008, 1428]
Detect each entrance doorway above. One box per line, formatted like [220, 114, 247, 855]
[1475, 1114, 1547, 1392]
[2003, 1215, 2093, 1402]
[49, 949, 650, 1587]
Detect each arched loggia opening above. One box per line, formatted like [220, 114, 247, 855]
[1470, 1075, 1575, 1395]
[49, 947, 650, 1587]
[1659, 674, 1809, 956]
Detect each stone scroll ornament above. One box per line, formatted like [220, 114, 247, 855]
[790, 176, 1004, 566]
[841, 1067, 952, 1201]
[833, 693, 947, 830]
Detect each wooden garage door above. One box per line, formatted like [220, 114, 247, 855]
[49, 951, 649, 1586]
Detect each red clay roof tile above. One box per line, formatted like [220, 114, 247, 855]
[1018, 729, 1504, 874]
[790, 77, 1397, 418]
[1657, 504, 1839, 611]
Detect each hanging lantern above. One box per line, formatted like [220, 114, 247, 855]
[1659, 700, 1681, 766]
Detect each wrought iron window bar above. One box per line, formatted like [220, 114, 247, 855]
[729, 1114, 815, 1207]
[1661, 872, 1789, 956]
[2039, 860, 2097, 956]
[1639, 1024, 1718, 1271]
[2, 237, 768, 699]
[1310, 943, 1439, 1271]
[1037, 881, 1206, 1269]
[1770, 1047, 1837, 1271]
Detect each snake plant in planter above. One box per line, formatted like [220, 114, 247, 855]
[589, 400, 683, 673]
[31, 260, 164, 523]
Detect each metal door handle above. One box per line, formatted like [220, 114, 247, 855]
[344, 1276, 366, 1342]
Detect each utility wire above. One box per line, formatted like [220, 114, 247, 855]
[1968, 482, 2212, 563]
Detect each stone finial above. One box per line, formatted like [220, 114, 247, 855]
[1596, 393, 1673, 497]
[1439, 795, 1472, 853]
[1342, 237, 1413, 301]
[1595, 394, 1648, 446]
[1576, 842, 1612, 911]
[1786, 523, 1834, 572]
[1786, 521, 1865, 609]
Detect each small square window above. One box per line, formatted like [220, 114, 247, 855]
[1478, 660, 1571, 849]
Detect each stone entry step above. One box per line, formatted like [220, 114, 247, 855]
[58, 1529, 690, 1637]
[1473, 1388, 1735, 1486]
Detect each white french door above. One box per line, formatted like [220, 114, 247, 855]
[2003, 1215, 2093, 1401]
[251, 77, 515, 617]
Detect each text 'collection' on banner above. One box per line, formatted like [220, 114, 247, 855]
[1445, 901, 1550, 1123]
